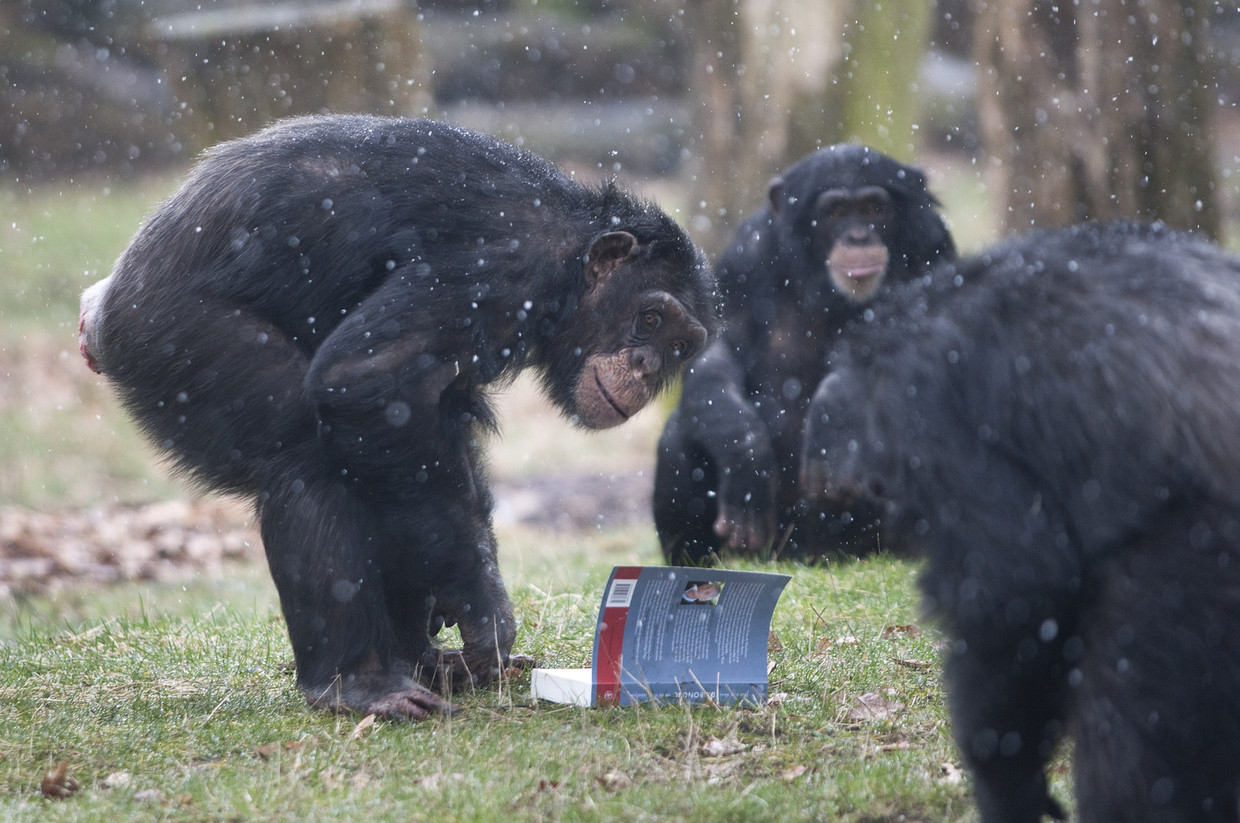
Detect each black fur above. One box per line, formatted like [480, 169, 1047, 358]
[803, 222, 1240, 822]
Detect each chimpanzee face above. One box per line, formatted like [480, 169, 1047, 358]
[811, 186, 895, 302]
[765, 144, 954, 308]
[576, 285, 707, 428]
[569, 231, 708, 428]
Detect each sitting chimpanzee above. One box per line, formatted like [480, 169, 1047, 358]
[79, 114, 717, 720]
[653, 144, 955, 564]
[802, 222, 1240, 822]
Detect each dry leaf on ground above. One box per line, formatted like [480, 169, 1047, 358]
[40, 761, 79, 799]
[848, 691, 905, 722]
[700, 735, 748, 757]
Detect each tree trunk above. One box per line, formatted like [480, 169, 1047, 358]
[808, 0, 933, 162]
[974, 0, 1219, 239]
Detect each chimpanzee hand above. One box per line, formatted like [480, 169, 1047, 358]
[711, 449, 778, 553]
[423, 648, 536, 694]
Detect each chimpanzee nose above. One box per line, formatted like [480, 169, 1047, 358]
[629, 347, 662, 377]
[844, 226, 873, 243]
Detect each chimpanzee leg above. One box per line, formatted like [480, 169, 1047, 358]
[653, 410, 724, 564]
[372, 418, 519, 693]
[1073, 509, 1240, 823]
[94, 291, 315, 492]
[260, 459, 451, 718]
[944, 628, 1070, 823]
[92, 286, 446, 717]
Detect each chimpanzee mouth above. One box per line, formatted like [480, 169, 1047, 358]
[844, 265, 884, 280]
[594, 369, 630, 420]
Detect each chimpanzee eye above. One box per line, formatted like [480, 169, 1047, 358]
[638, 311, 661, 335]
[670, 340, 688, 358]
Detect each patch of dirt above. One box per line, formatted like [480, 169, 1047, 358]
[493, 470, 653, 533]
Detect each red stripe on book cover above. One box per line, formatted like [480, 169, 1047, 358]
[595, 566, 641, 706]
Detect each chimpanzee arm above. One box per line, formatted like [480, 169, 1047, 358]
[304, 270, 469, 476]
[676, 339, 778, 551]
[260, 465, 455, 719]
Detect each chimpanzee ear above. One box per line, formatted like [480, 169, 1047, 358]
[585, 231, 638, 289]
[767, 177, 787, 216]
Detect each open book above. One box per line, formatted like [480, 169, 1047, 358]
[531, 565, 790, 707]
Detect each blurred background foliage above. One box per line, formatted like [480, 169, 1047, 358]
[2, 0, 1238, 250]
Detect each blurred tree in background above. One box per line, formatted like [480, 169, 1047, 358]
[974, 0, 1220, 239]
[684, 0, 932, 250]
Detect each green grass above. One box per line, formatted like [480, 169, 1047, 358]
[0, 534, 979, 823]
[0, 180, 178, 334]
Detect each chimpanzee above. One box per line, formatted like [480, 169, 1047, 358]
[652, 144, 955, 564]
[802, 222, 1240, 822]
[79, 114, 717, 719]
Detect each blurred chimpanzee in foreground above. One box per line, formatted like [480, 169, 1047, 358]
[803, 222, 1240, 822]
[79, 115, 717, 719]
[653, 144, 955, 564]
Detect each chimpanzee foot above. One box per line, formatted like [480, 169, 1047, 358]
[301, 664, 458, 720]
[362, 686, 458, 720]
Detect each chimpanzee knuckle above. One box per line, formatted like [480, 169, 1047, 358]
[800, 460, 826, 499]
[721, 511, 770, 554]
[504, 653, 537, 672]
[457, 610, 515, 660]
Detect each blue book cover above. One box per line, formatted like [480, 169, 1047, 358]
[531, 566, 790, 707]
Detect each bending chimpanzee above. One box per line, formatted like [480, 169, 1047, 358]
[653, 144, 955, 564]
[79, 114, 716, 719]
[802, 222, 1240, 822]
